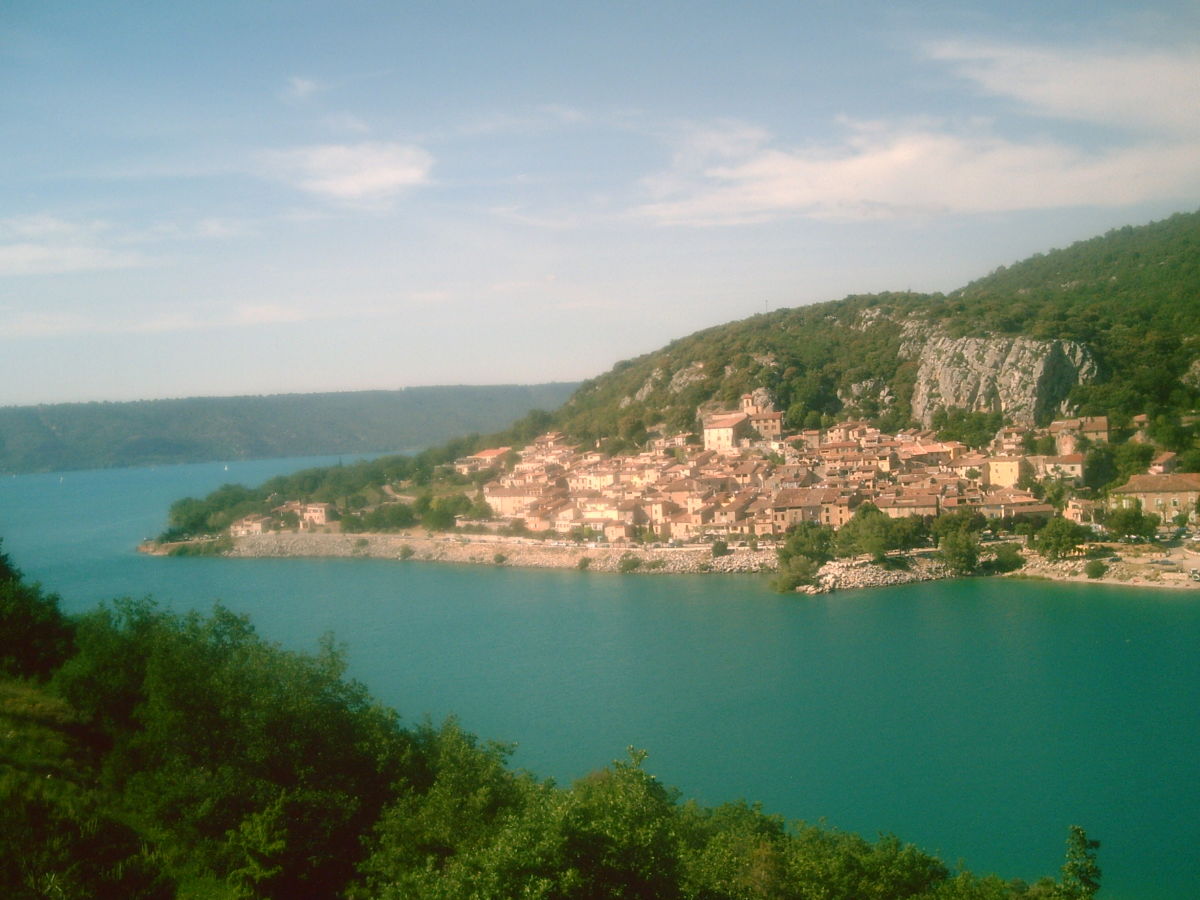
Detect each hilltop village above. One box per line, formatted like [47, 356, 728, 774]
[228, 390, 1197, 547]
[464, 393, 1194, 543]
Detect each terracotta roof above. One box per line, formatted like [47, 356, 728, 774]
[1112, 473, 1200, 494]
[704, 412, 750, 429]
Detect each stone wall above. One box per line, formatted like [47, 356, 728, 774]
[227, 532, 777, 575]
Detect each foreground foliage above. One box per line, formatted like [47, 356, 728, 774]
[1, 550, 1100, 899]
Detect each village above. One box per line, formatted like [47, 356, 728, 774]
[462, 393, 1196, 546]
[227, 390, 1199, 555]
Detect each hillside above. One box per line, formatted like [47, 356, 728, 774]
[551, 211, 1200, 450]
[0, 383, 577, 473]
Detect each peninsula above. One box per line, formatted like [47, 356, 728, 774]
[150, 211, 1200, 591]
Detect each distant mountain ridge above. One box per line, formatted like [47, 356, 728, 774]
[0, 383, 579, 473]
[547, 210, 1199, 450]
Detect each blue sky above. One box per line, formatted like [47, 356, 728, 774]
[2, 1, 1198, 405]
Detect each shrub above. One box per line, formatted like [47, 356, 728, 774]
[398, 544, 415, 560]
[1084, 560, 1108, 579]
[980, 542, 1025, 574]
[771, 555, 820, 592]
[576, 556, 591, 571]
[618, 554, 642, 573]
[493, 552, 508, 565]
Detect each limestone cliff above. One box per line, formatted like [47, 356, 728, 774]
[902, 325, 1097, 427]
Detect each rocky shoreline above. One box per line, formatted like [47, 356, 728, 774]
[222, 532, 776, 575]
[141, 531, 1200, 595]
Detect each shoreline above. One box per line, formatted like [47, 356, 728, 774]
[142, 531, 1200, 594]
[221, 532, 775, 575]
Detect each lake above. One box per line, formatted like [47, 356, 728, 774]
[1, 456, 1197, 898]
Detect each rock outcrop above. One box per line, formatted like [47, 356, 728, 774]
[903, 325, 1097, 426]
[1183, 358, 1200, 392]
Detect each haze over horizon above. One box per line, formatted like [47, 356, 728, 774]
[4, 1, 1198, 406]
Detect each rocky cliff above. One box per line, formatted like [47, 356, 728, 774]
[549, 212, 1198, 440]
[901, 326, 1098, 427]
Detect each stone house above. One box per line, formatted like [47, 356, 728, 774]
[1108, 473, 1200, 523]
[1027, 454, 1085, 484]
[230, 514, 271, 536]
[978, 489, 1054, 520]
[301, 502, 335, 528]
[1049, 416, 1108, 454]
[702, 412, 753, 453]
[453, 446, 511, 475]
[874, 494, 939, 519]
[985, 456, 1030, 489]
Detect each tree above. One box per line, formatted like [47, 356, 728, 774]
[774, 522, 834, 590]
[835, 503, 894, 562]
[930, 509, 985, 546]
[771, 554, 822, 592]
[1059, 825, 1101, 900]
[1035, 516, 1089, 560]
[1103, 503, 1159, 540]
[778, 521, 834, 566]
[52, 599, 412, 898]
[938, 526, 979, 575]
[0, 542, 74, 680]
[979, 541, 1025, 574]
[932, 407, 1004, 450]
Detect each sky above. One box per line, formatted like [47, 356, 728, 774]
[2, 1, 1198, 405]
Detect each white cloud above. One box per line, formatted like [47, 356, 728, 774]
[637, 39, 1200, 226]
[926, 40, 1200, 137]
[284, 76, 323, 102]
[232, 304, 317, 326]
[266, 142, 434, 203]
[322, 112, 372, 134]
[459, 104, 589, 137]
[0, 298, 348, 340]
[0, 216, 146, 275]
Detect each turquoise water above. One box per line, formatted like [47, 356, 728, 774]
[2, 458, 1197, 898]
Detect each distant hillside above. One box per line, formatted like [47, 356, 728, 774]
[0, 383, 578, 473]
[547, 210, 1200, 451]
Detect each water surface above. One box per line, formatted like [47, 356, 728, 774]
[1, 458, 1196, 898]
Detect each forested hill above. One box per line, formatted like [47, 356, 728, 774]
[0, 383, 577, 473]
[548, 210, 1200, 451]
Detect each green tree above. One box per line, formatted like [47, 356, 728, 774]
[52, 600, 412, 898]
[1035, 517, 1089, 560]
[1058, 825, 1101, 900]
[773, 522, 835, 591]
[0, 774, 175, 900]
[0, 542, 74, 680]
[835, 503, 894, 562]
[938, 526, 979, 575]
[930, 509, 986, 546]
[771, 554, 822, 593]
[1103, 503, 1159, 540]
[932, 407, 1004, 450]
[979, 542, 1025, 574]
